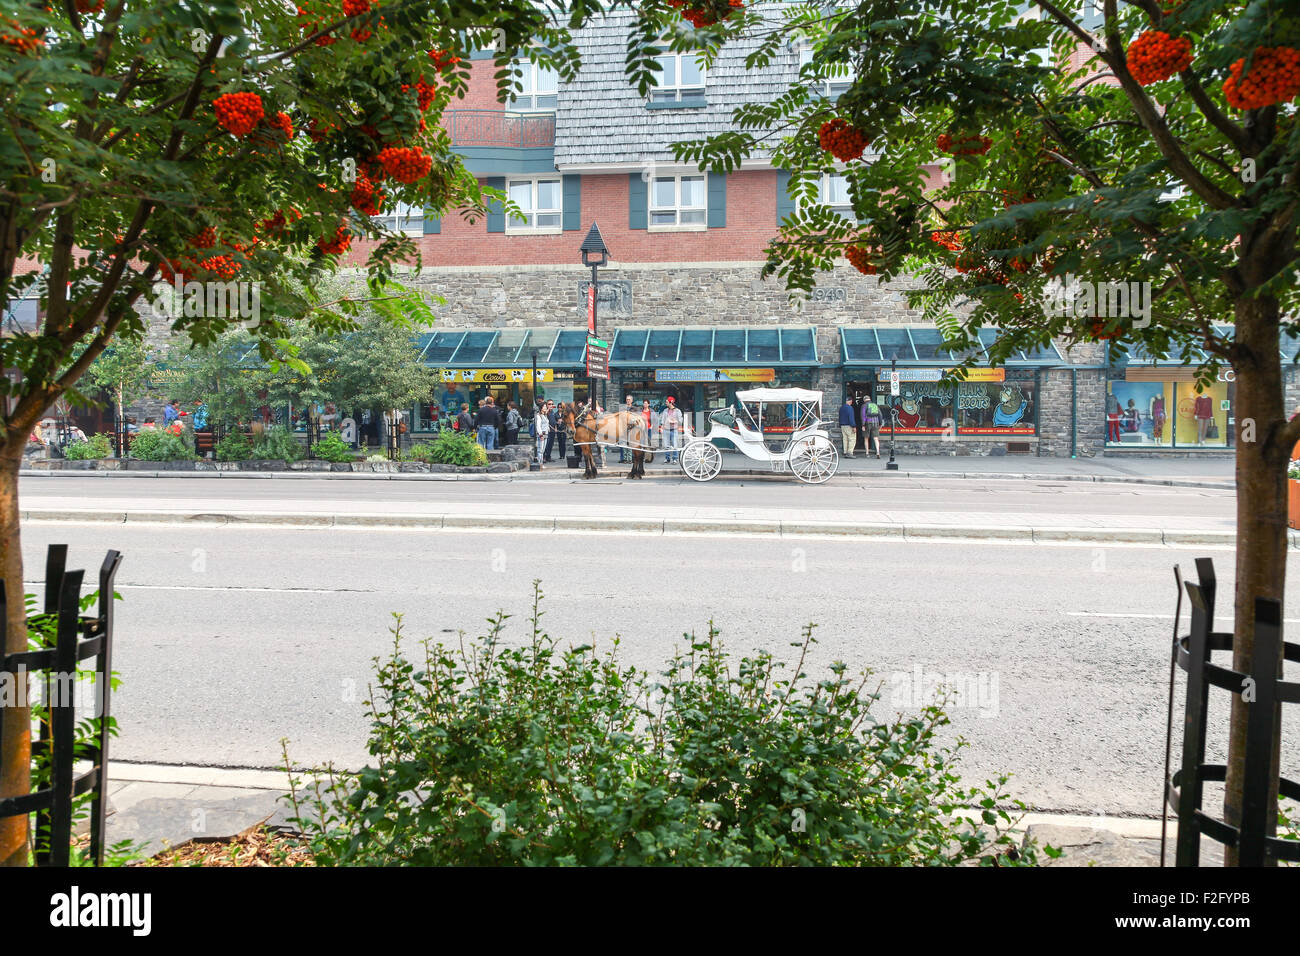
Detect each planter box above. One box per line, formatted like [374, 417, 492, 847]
[1290, 480, 1300, 531]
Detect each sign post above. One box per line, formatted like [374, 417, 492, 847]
[886, 359, 899, 470]
[586, 336, 610, 381]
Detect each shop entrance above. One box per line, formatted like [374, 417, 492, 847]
[845, 379, 872, 453]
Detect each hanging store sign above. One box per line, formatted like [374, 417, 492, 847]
[653, 368, 777, 383]
[875, 367, 1005, 383]
[440, 368, 554, 383]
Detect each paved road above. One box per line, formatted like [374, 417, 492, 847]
[18, 518, 1296, 818]
[19, 473, 1238, 532]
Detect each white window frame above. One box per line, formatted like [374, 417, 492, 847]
[648, 173, 707, 232]
[505, 177, 563, 234]
[374, 201, 424, 236]
[648, 51, 707, 103]
[799, 47, 855, 102]
[509, 60, 558, 113]
[818, 171, 854, 220]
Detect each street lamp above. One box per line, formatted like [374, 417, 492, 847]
[886, 355, 899, 471]
[580, 222, 609, 410]
[529, 348, 541, 471]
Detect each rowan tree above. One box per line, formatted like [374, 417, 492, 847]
[0, 0, 627, 868]
[677, 0, 1300, 863]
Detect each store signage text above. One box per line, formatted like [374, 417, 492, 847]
[441, 368, 554, 383]
[876, 367, 1005, 383]
[654, 368, 776, 383]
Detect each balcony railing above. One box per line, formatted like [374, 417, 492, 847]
[445, 110, 556, 149]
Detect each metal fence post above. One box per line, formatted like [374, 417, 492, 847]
[1239, 597, 1282, 866]
[1175, 581, 1211, 867]
[89, 550, 123, 866]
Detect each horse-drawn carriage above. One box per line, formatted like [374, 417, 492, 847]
[677, 387, 839, 483]
[561, 387, 838, 483]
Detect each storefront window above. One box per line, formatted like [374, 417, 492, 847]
[873, 380, 954, 434]
[956, 378, 1036, 435]
[1105, 378, 1232, 448]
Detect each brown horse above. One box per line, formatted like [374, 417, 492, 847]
[560, 403, 652, 479]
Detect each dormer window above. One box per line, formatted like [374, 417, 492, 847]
[649, 51, 706, 104]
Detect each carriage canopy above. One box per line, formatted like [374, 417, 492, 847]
[734, 387, 824, 404]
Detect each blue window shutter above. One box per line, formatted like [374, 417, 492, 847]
[776, 171, 795, 223]
[628, 172, 647, 230]
[423, 212, 441, 234]
[486, 176, 505, 233]
[707, 173, 726, 228]
[562, 175, 581, 231]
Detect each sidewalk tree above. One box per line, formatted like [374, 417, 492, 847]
[0, 0, 626, 867]
[675, 0, 1299, 862]
[81, 338, 153, 433]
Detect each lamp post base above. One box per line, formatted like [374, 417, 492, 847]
[885, 460, 898, 471]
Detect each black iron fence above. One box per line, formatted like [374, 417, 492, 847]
[1165, 557, 1300, 866]
[0, 545, 122, 865]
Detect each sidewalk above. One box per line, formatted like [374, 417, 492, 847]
[21, 452, 1237, 489]
[104, 761, 1209, 865]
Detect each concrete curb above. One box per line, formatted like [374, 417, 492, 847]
[22, 508, 1249, 548]
[19, 466, 1234, 491]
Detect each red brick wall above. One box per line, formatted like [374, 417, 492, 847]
[352, 169, 783, 267]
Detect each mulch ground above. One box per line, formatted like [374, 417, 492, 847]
[137, 824, 315, 867]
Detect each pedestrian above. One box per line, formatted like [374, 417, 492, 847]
[861, 399, 883, 459]
[544, 400, 560, 461]
[193, 400, 209, 431]
[660, 395, 683, 464]
[457, 402, 473, 436]
[504, 401, 521, 446]
[475, 395, 502, 450]
[838, 396, 858, 458]
[619, 394, 634, 463]
[535, 400, 551, 462]
[164, 400, 180, 426]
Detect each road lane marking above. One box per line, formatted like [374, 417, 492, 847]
[24, 582, 373, 595]
[1067, 611, 1300, 624]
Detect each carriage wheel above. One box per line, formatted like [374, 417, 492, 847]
[788, 435, 838, 484]
[679, 440, 722, 481]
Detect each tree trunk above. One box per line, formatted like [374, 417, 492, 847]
[1226, 291, 1288, 866]
[0, 448, 28, 866]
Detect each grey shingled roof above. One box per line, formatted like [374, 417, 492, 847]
[553, 9, 797, 168]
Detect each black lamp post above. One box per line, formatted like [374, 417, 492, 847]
[529, 348, 541, 471]
[580, 222, 609, 411]
[886, 355, 899, 471]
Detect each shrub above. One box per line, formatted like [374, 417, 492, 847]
[128, 428, 194, 461]
[215, 431, 253, 461]
[425, 430, 488, 467]
[63, 433, 113, 460]
[366, 452, 388, 464]
[287, 587, 1034, 867]
[400, 441, 436, 463]
[251, 427, 304, 462]
[312, 430, 354, 462]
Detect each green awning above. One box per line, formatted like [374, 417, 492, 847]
[416, 328, 589, 367]
[609, 326, 817, 366]
[840, 326, 1064, 366]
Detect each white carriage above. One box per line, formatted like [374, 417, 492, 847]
[677, 387, 839, 483]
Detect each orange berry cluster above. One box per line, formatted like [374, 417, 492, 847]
[844, 245, 877, 276]
[257, 208, 301, 236]
[1126, 31, 1192, 86]
[0, 19, 44, 53]
[929, 230, 963, 251]
[402, 78, 437, 112]
[196, 254, 241, 280]
[667, 0, 743, 28]
[189, 227, 217, 249]
[1001, 189, 1035, 208]
[818, 119, 868, 162]
[936, 132, 992, 156]
[1223, 46, 1300, 110]
[307, 118, 332, 142]
[214, 92, 264, 137]
[317, 225, 352, 256]
[296, 4, 338, 46]
[74, 0, 104, 13]
[350, 175, 386, 216]
[428, 49, 461, 71]
[269, 111, 294, 140]
[376, 146, 432, 183]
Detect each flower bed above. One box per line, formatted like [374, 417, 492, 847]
[22, 457, 527, 474]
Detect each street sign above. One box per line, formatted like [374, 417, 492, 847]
[890, 370, 900, 396]
[586, 342, 610, 380]
[587, 336, 609, 349]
